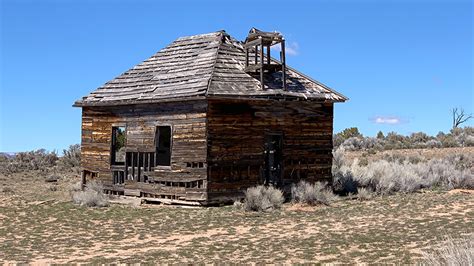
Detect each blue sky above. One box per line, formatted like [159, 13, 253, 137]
[1, 0, 473, 152]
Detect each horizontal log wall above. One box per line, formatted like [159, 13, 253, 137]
[206, 98, 334, 202]
[81, 98, 334, 204]
[81, 100, 208, 200]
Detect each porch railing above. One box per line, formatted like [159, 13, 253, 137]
[112, 151, 156, 184]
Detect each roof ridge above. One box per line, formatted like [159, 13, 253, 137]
[175, 30, 224, 41]
[205, 31, 227, 97]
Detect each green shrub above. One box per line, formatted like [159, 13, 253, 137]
[334, 127, 362, 147]
[334, 126, 473, 151]
[440, 134, 459, 148]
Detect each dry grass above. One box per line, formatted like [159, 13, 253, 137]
[0, 186, 472, 264]
[356, 187, 374, 201]
[421, 235, 473, 265]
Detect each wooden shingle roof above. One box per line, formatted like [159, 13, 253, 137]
[74, 31, 347, 107]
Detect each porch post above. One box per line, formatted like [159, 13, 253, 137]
[81, 170, 86, 191]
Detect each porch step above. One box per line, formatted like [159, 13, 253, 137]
[124, 189, 141, 197]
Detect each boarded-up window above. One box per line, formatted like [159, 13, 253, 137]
[155, 126, 171, 166]
[111, 126, 126, 165]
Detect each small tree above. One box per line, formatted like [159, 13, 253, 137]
[376, 131, 385, 139]
[334, 127, 363, 148]
[339, 127, 362, 139]
[452, 108, 473, 129]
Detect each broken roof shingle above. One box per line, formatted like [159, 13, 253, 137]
[74, 31, 347, 107]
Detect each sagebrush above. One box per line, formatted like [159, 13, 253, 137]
[71, 180, 109, 207]
[291, 181, 337, 205]
[58, 144, 81, 169]
[0, 149, 58, 174]
[333, 147, 474, 195]
[243, 185, 284, 212]
[356, 187, 374, 201]
[0, 145, 81, 175]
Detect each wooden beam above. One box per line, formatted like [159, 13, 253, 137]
[245, 48, 249, 67]
[260, 42, 264, 89]
[148, 153, 152, 171]
[281, 40, 286, 90]
[131, 152, 135, 180]
[266, 45, 270, 65]
[254, 45, 258, 65]
[243, 38, 263, 48]
[125, 153, 128, 182]
[137, 152, 141, 182]
[142, 197, 204, 206]
[81, 170, 86, 191]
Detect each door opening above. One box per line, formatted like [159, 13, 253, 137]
[264, 133, 283, 186]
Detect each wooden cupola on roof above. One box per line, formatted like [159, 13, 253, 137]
[244, 28, 286, 90]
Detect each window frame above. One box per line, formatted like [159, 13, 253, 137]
[154, 125, 173, 169]
[110, 125, 127, 166]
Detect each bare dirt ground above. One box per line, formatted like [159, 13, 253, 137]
[0, 148, 473, 264]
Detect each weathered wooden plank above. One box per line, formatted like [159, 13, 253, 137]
[81, 100, 209, 202]
[206, 98, 334, 201]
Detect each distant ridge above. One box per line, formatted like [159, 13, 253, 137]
[0, 152, 17, 158]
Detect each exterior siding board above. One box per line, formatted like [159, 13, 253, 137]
[81, 98, 334, 204]
[80, 100, 208, 201]
[206, 98, 334, 203]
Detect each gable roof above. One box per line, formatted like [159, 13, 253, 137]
[74, 31, 347, 107]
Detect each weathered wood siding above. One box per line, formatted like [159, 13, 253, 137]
[81, 100, 208, 200]
[206, 98, 333, 202]
[81, 98, 334, 204]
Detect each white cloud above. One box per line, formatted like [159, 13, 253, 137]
[271, 41, 299, 56]
[286, 42, 299, 56]
[371, 116, 407, 125]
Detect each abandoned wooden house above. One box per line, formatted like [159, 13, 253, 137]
[73, 28, 347, 205]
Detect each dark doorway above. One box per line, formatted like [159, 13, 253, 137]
[155, 126, 172, 166]
[264, 133, 283, 186]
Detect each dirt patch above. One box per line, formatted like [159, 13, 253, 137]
[447, 189, 474, 195]
[284, 203, 321, 212]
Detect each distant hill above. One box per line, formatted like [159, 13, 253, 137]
[0, 152, 17, 159]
